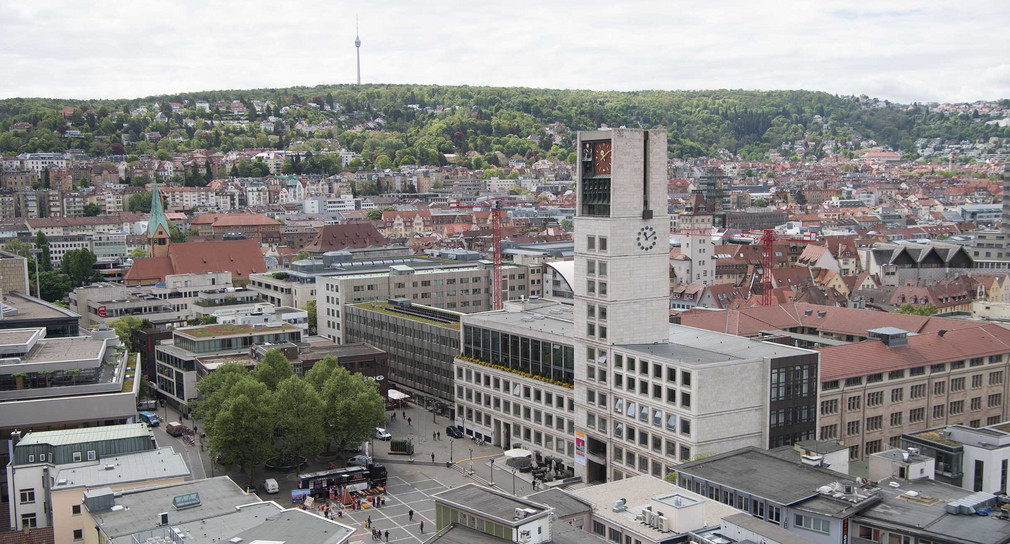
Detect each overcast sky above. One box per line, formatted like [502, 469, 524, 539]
[2, 1, 1007, 103]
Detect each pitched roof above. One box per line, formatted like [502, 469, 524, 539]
[819, 324, 1010, 381]
[147, 180, 170, 236]
[190, 213, 280, 227]
[125, 240, 266, 283]
[302, 223, 389, 253]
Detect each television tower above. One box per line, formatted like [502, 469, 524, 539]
[354, 16, 361, 85]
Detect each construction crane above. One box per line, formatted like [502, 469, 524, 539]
[674, 227, 817, 306]
[447, 199, 506, 310]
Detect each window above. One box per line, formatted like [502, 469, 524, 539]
[587, 236, 596, 251]
[846, 421, 860, 436]
[910, 408, 925, 423]
[888, 369, 905, 380]
[681, 392, 691, 408]
[951, 377, 965, 392]
[19, 489, 35, 504]
[72, 451, 82, 462]
[990, 393, 1003, 407]
[600, 262, 608, 276]
[991, 371, 1004, 385]
[72, 504, 81, 515]
[891, 388, 904, 402]
[865, 439, 883, 456]
[599, 237, 608, 251]
[910, 384, 927, 399]
[20, 514, 37, 529]
[950, 400, 964, 415]
[931, 363, 946, 373]
[890, 412, 903, 427]
[681, 371, 692, 387]
[73, 529, 84, 540]
[972, 397, 982, 411]
[820, 399, 838, 415]
[847, 396, 861, 410]
[866, 416, 882, 431]
[973, 374, 984, 388]
[820, 425, 837, 439]
[932, 404, 945, 418]
[867, 391, 883, 407]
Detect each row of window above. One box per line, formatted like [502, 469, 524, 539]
[821, 405, 1005, 441]
[823, 374, 1005, 414]
[822, 356, 1004, 390]
[456, 366, 574, 412]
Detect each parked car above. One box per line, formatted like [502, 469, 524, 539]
[445, 425, 463, 439]
[137, 399, 157, 411]
[375, 427, 392, 441]
[262, 478, 279, 494]
[347, 455, 373, 467]
[165, 422, 184, 437]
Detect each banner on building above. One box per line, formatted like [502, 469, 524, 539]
[574, 431, 586, 466]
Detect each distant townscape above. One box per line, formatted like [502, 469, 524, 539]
[3, 88, 1010, 544]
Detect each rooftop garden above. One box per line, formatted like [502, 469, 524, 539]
[457, 354, 573, 389]
[355, 301, 461, 330]
[193, 295, 262, 308]
[179, 322, 294, 338]
[911, 429, 962, 447]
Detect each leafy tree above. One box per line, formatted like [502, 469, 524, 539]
[60, 248, 98, 286]
[127, 192, 153, 212]
[193, 363, 250, 431]
[303, 355, 338, 399]
[252, 349, 295, 391]
[108, 315, 153, 351]
[320, 366, 385, 452]
[295, 250, 310, 261]
[272, 376, 326, 463]
[560, 219, 573, 230]
[207, 376, 276, 485]
[895, 303, 939, 316]
[35, 231, 52, 271]
[753, 198, 768, 208]
[83, 203, 102, 216]
[36, 270, 71, 302]
[302, 300, 317, 335]
[131, 247, 148, 258]
[168, 223, 187, 243]
[366, 209, 383, 220]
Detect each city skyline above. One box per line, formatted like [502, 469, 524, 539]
[1, 1, 1008, 103]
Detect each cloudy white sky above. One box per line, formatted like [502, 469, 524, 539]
[1, 1, 1007, 103]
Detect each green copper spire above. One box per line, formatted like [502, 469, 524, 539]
[147, 180, 170, 236]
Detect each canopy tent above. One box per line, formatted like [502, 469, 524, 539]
[387, 390, 410, 401]
[503, 448, 533, 469]
[504, 448, 533, 458]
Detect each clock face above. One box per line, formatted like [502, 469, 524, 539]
[636, 225, 658, 251]
[593, 141, 612, 175]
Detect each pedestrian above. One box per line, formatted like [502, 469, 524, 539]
[409, 509, 414, 521]
[367, 515, 371, 528]
[408, 417, 412, 426]
[431, 452, 435, 463]
[385, 529, 390, 542]
[420, 521, 424, 534]
[437, 431, 441, 440]
[402, 410, 406, 419]
[433, 431, 436, 440]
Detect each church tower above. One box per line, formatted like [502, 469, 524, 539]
[147, 180, 172, 258]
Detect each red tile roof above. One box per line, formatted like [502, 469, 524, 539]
[301, 223, 389, 254]
[819, 325, 1010, 381]
[124, 240, 266, 283]
[190, 213, 280, 227]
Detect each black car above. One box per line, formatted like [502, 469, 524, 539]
[445, 425, 463, 439]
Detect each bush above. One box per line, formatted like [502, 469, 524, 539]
[390, 439, 414, 454]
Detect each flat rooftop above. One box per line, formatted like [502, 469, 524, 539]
[175, 322, 298, 338]
[567, 474, 743, 539]
[462, 300, 574, 338]
[353, 300, 461, 331]
[53, 447, 190, 490]
[434, 483, 549, 527]
[18, 423, 152, 447]
[3, 291, 79, 320]
[92, 476, 260, 539]
[620, 325, 813, 366]
[674, 447, 853, 506]
[26, 336, 105, 363]
[525, 488, 592, 519]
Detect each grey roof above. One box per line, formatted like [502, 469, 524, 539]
[463, 300, 573, 338]
[858, 477, 1010, 544]
[619, 325, 814, 366]
[53, 447, 190, 490]
[92, 476, 260, 539]
[18, 423, 152, 447]
[225, 507, 355, 544]
[721, 513, 816, 544]
[675, 447, 850, 506]
[425, 523, 515, 544]
[434, 483, 550, 527]
[867, 326, 910, 336]
[525, 488, 592, 518]
[551, 520, 611, 544]
[110, 502, 282, 544]
[796, 440, 849, 455]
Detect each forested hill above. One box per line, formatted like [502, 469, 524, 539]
[1, 84, 1007, 162]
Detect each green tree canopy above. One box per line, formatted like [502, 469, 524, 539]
[272, 376, 326, 463]
[894, 303, 939, 316]
[83, 203, 102, 216]
[60, 248, 98, 286]
[252, 349, 295, 390]
[206, 376, 276, 484]
[36, 270, 71, 302]
[320, 366, 385, 451]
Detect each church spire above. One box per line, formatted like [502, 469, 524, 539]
[147, 180, 172, 258]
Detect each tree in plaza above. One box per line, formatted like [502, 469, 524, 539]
[83, 203, 102, 216]
[320, 366, 385, 452]
[252, 348, 294, 391]
[61, 248, 98, 286]
[36, 270, 71, 302]
[303, 355, 338, 393]
[272, 376, 326, 464]
[192, 363, 250, 434]
[35, 231, 52, 271]
[207, 376, 276, 485]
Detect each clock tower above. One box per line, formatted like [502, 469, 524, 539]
[574, 129, 669, 482]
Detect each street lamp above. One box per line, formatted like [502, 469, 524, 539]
[450, 438, 454, 463]
[490, 458, 494, 486]
[469, 447, 473, 474]
[512, 468, 517, 496]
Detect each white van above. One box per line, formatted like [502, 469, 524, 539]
[262, 478, 279, 494]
